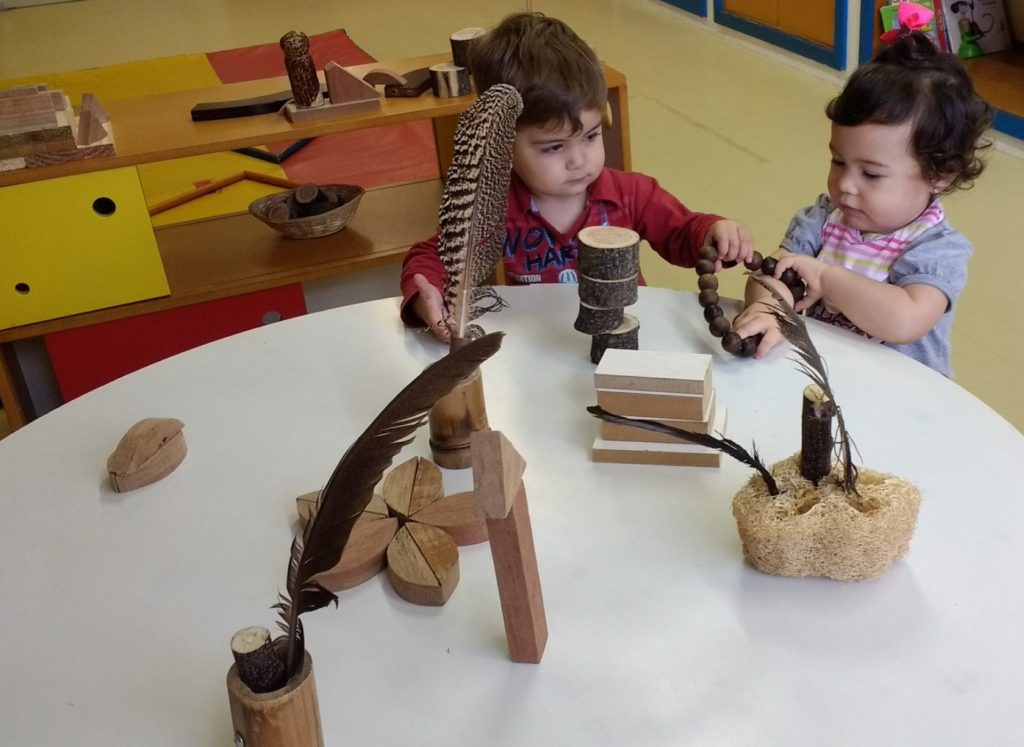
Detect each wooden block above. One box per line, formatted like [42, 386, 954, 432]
[76, 107, 107, 146]
[81, 93, 110, 124]
[574, 300, 624, 335]
[592, 440, 721, 467]
[595, 386, 711, 422]
[592, 407, 728, 468]
[324, 61, 382, 106]
[381, 456, 443, 520]
[429, 63, 471, 98]
[313, 516, 399, 591]
[590, 313, 639, 364]
[485, 485, 548, 663]
[106, 417, 187, 492]
[470, 430, 526, 520]
[386, 523, 460, 606]
[594, 349, 712, 395]
[577, 273, 638, 309]
[410, 490, 488, 546]
[576, 226, 640, 280]
[599, 391, 718, 443]
[282, 94, 381, 122]
[297, 491, 388, 526]
[0, 84, 48, 99]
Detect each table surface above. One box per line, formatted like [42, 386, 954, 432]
[2, 285, 1022, 746]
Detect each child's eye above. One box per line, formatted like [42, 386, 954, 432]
[863, 172, 881, 180]
[541, 143, 563, 154]
[585, 130, 601, 142]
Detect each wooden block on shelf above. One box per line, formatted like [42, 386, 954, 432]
[284, 62, 382, 123]
[592, 407, 727, 468]
[595, 385, 711, 422]
[594, 349, 712, 395]
[598, 390, 717, 443]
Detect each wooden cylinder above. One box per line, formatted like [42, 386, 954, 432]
[800, 384, 835, 485]
[576, 226, 640, 280]
[429, 368, 489, 469]
[230, 626, 286, 694]
[429, 63, 471, 98]
[574, 301, 624, 335]
[227, 650, 323, 747]
[449, 27, 485, 69]
[578, 273, 638, 309]
[590, 313, 639, 364]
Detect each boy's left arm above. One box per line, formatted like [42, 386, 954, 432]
[624, 172, 754, 267]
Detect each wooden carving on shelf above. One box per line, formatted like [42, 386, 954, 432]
[589, 283, 921, 582]
[227, 332, 502, 747]
[428, 83, 523, 469]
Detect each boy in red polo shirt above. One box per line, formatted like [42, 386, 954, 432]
[401, 11, 755, 339]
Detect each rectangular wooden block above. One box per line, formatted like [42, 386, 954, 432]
[592, 408, 727, 468]
[598, 391, 717, 443]
[593, 349, 711, 395]
[595, 386, 711, 422]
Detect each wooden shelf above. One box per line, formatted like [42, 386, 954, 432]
[0, 56, 630, 429]
[0, 178, 441, 342]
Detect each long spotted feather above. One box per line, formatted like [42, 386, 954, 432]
[439, 83, 523, 343]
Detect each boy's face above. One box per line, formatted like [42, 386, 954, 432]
[512, 108, 605, 201]
[827, 121, 945, 235]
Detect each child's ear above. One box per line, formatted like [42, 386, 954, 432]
[931, 174, 956, 194]
[602, 102, 613, 128]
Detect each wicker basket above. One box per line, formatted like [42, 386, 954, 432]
[249, 184, 364, 239]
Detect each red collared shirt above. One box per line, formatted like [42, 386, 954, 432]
[400, 167, 722, 324]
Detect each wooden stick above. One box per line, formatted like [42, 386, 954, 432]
[230, 626, 286, 693]
[800, 383, 835, 484]
[147, 170, 300, 216]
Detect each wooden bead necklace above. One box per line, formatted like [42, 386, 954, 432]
[695, 246, 807, 357]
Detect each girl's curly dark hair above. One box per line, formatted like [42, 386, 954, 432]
[826, 31, 993, 193]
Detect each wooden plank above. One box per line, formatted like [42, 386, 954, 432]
[593, 349, 711, 395]
[595, 387, 711, 422]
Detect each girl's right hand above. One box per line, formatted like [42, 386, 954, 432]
[731, 303, 783, 359]
[412, 273, 450, 342]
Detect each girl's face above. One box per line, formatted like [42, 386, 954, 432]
[512, 108, 605, 202]
[827, 121, 946, 235]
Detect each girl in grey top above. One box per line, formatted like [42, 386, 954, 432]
[733, 29, 992, 378]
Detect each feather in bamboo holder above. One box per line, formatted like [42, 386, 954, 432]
[249, 184, 364, 239]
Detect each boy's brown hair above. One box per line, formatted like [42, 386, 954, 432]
[467, 12, 606, 133]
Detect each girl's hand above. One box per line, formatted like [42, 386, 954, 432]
[731, 304, 784, 359]
[771, 254, 828, 312]
[705, 220, 755, 267]
[412, 273, 450, 342]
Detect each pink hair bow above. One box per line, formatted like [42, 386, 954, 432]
[880, 2, 934, 43]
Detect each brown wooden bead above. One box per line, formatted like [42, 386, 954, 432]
[721, 332, 742, 354]
[708, 315, 731, 338]
[739, 334, 760, 357]
[790, 280, 806, 303]
[703, 304, 723, 322]
[697, 273, 718, 291]
[761, 256, 777, 276]
[698, 289, 719, 307]
[698, 246, 718, 262]
[779, 267, 799, 287]
[721, 259, 738, 268]
[744, 251, 763, 271]
[695, 259, 716, 276]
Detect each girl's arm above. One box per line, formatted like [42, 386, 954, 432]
[773, 253, 948, 343]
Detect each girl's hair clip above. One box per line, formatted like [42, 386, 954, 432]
[879, 2, 934, 44]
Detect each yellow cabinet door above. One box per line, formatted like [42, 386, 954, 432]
[0, 167, 169, 329]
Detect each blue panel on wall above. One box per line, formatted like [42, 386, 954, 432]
[663, 0, 707, 16]
[713, 0, 848, 70]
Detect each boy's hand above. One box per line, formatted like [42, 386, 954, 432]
[705, 219, 755, 267]
[412, 273, 450, 342]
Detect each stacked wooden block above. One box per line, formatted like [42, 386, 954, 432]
[573, 226, 641, 363]
[1, 85, 113, 171]
[591, 349, 726, 467]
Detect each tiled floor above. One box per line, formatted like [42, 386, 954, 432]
[1, 0, 1022, 435]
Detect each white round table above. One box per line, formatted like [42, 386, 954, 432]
[2, 285, 1021, 745]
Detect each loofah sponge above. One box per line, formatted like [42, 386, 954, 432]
[732, 454, 921, 582]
